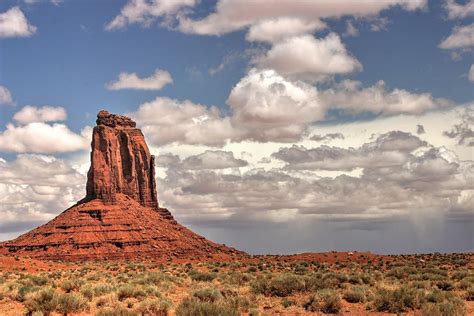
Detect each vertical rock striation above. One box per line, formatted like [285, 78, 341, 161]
[86, 110, 159, 209]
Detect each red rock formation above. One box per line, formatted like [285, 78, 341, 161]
[86, 110, 158, 209]
[0, 111, 243, 261]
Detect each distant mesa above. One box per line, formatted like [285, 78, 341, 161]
[0, 110, 243, 261]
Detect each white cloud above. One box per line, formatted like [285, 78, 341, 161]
[156, 131, 472, 227]
[311, 133, 345, 143]
[106, 68, 173, 90]
[132, 69, 327, 146]
[344, 20, 359, 37]
[131, 71, 457, 147]
[24, 0, 64, 6]
[178, 150, 248, 170]
[0, 6, 37, 38]
[13, 105, 67, 124]
[177, 0, 426, 36]
[131, 97, 240, 146]
[439, 23, 474, 50]
[469, 64, 474, 82]
[444, 107, 474, 146]
[246, 17, 326, 43]
[253, 34, 362, 82]
[0, 85, 13, 105]
[320, 80, 453, 115]
[106, 0, 196, 31]
[228, 68, 324, 142]
[273, 131, 428, 171]
[0, 123, 89, 153]
[0, 154, 85, 234]
[444, 0, 474, 19]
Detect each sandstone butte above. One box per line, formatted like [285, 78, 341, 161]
[0, 111, 243, 261]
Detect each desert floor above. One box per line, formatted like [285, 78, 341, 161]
[0, 252, 473, 315]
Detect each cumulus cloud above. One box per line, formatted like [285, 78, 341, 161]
[0, 123, 89, 153]
[0, 154, 85, 234]
[0, 85, 13, 105]
[177, 0, 426, 36]
[131, 97, 239, 146]
[469, 64, 474, 82]
[181, 150, 248, 170]
[132, 69, 327, 145]
[158, 150, 248, 170]
[444, 0, 474, 19]
[439, 23, 474, 50]
[320, 80, 452, 115]
[253, 34, 362, 82]
[106, 68, 173, 90]
[310, 133, 345, 143]
[246, 17, 326, 43]
[0, 6, 37, 38]
[228, 68, 324, 142]
[156, 131, 472, 226]
[105, 0, 196, 31]
[131, 71, 456, 147]
[443, 107, 474, 146]
[13, 105, 67, 124]
[273, 131, 428, 171]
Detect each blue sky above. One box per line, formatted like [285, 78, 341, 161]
[0, 0, 472, 253]
[0, 0, 472, 131]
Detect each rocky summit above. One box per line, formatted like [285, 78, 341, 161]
[0, 111, 242, 261]
[86, 110, 159, 209]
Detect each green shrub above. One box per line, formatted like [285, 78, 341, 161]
[281, 297, 295, 308]
[22, 275, 50, 287]
[374, 286, 424, 313]
[135, 272, 171, 286]
[343, 286, 366, 303]
[192, 287, 222, 303]
[251, 273, 305, 297]
[60, 279, 83, 293]
[176, 298, 238, 316]
[188, 270, 217, 282]
[95, 293, 118, 308]
[16, 284, 40, 302]
[56, 292, 88, 316]
[304, 289, 342, 314]
[420, 297, 466, 316]
[451, 270, 468, 280]
[426, 288, 445, 303]
[348, 274, 363, 285]
[117, 284, 147, 301]
[223, 272, 251, 286]
[436, 280, 454, 291]
[96, 306, 137, 316]
[79, 284, 94, 300]
[319, 289, 342, 314]
[305, 272, 345, 291]
[93, 283, 115, 296]
[24, 287, 59, 316]
[136, 298, 171, 316]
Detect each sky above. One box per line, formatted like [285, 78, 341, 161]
[0, 0, 473, 254]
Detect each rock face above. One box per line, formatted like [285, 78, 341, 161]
[86, 110, 158, 209]
[0, 111, 243, 261]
